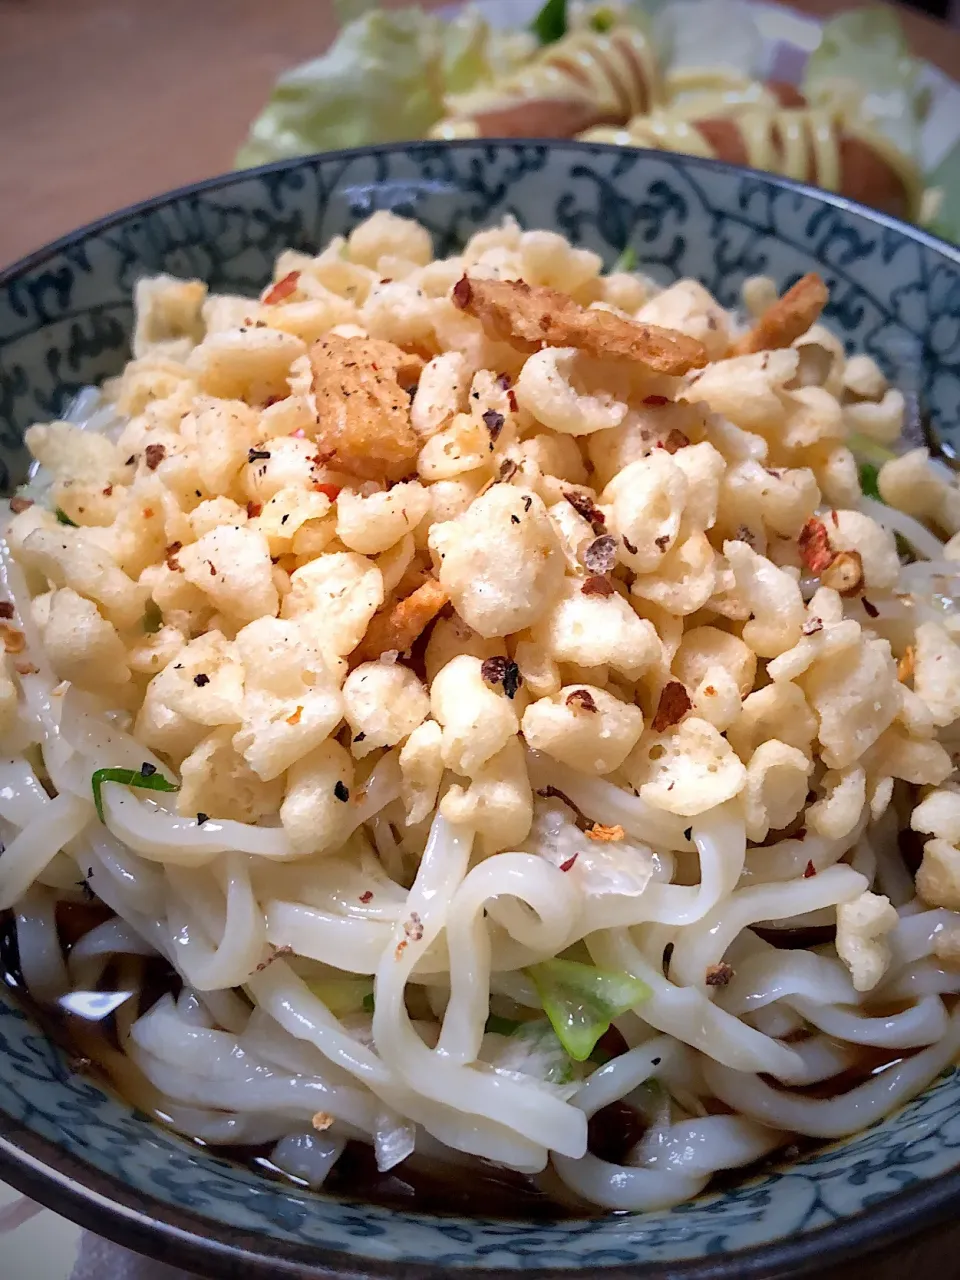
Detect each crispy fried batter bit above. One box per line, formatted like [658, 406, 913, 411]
[798, 516, 836, 574]
[581, 575, 615, 598]
[898, 644, 915, 683]
[352, 577, 448, 663]
[310, 334, 424, 481]
[734, 273, 829, 356]
[652, 681, 693, 733]
[705, 962, 735, 987]
[566, 688, 598, 714]
[403, 911, 424, 942]
[0, 624, 25, 654]
[587, 823, 626, 842]
[583, 534, 618, 575]
[451, 276, 707, 375]
[311, 1111, 335, 1132]
[821, 549, 864, 597]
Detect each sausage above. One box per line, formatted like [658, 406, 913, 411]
[691, 115, 911, 219]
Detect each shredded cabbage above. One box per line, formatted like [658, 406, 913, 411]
[528, 958, 650, 1061]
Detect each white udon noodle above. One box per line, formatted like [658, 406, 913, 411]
[2, 443, 960, 1210]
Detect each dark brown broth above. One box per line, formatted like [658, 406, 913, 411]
[0, 908, 937, 1219]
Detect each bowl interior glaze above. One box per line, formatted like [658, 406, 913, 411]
[2, 140, 960, 1279]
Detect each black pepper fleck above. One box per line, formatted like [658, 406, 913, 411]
[193, 673, 210, 687]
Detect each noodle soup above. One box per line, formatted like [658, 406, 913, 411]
[1, 212, 959, 1215]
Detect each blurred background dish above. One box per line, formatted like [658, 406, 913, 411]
[237, 0, 960, 241]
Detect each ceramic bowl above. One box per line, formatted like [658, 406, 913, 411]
[1, 140, 960, 1280]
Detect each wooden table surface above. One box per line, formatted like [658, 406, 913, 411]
[2, 0, 960, 1275]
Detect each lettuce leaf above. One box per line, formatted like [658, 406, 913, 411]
[527, 958, 650, 1061]
[803, 8, 928, 161]
[236, 9, 493, 168]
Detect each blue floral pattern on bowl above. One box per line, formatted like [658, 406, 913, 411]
[1, 141, 960, 1278]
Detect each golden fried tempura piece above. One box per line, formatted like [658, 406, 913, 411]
[451, 276, 707, 374]
[352, 578, 449, 662]
[733, 273, 828, 356]
[310, 335, 423, 481]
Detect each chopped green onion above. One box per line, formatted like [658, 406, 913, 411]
[531, 0, 567, 44]
[612, 245, 638, 273]
[92, 766, 179, 824]
[142, 600, 163, 634]
[848, 432, 896, 468]
[527, 958, 650, 1062]
[55, 508, 78, 527]
[484, 1012, 522, 1037]
[306, 976, 374, 1016]
[858, 461, 881, 501]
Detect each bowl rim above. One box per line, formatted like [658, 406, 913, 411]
[2, 137, 960, 1278]
[1, 136, 959, 287]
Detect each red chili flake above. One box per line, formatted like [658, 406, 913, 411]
[395, 939, 408, 959]
[9, 497, 34, 514]
[0, 603, 13, 620]
[286, 705, 303, 725]
[830, 509, 839, 527]
[582, 575, 614, 597]
[379, 277, 393, 285]
[660, 429, 690, 455]
[102, 484, 113, 497]
[705, 962, 734, 987]
[801, 615, 823, 636]
[583, 534, 618, 575]
[654, 534, 671, 552]
[144, 443, 166, 471]
[451, 276, 473, 309]
[314, 483, 341, 502]
[563, 489, 605, 530]
[862, 597, 879, 619]
[652, 681, 692, 732]
[559, 854, 579, 873]
[623, 536, 639, 554]
[208, 561, 217, 577]
[142, 507, 154, 519]
[566, 688, 598, 714]
[262, 271, 300, 305]
[507, 388, 518, 413]
[644, 394, 669, 406]
[803, 860, 817, 878]
[165, 541, 183, 571]
[246, 501, 263, 519]
[798, 517, 836, 574]
[359, 890, 374, 904]
[497, 458, 519, 483]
